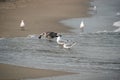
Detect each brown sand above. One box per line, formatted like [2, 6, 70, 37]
[0, 63, 76, 80]
[0, 0, 90, 37]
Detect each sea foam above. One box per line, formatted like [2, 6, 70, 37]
[113, 21, 120, 32]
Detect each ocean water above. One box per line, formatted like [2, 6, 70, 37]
[0, 0, 120, 80]
[0, 32, 120, 80]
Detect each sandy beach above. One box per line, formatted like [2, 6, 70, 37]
[0, 0, 90, 37]
[0, 63, 75, 80]
[0, 0, 90, 80]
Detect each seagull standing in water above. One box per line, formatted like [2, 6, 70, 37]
[93, 5, 97, 11]
[89, 5, 97, 11]
[80, 20, 85, 32]
[20, 20, 25, 31]
[56, 35, 76, 49]
[89, 5, 97, 14]
[56, 35, 67, 45]
[63, 41, 76, 49]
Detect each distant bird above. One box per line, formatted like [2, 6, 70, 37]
[80, 20, 85, 32]
[89, 5, 97, 14]
[38, 32, 59, 40]
[93, 5, 97, 11]
[20, 20, 25, 31]
[90, 5, 97, 11]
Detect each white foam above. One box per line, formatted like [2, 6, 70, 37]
[114, 28, 120, 32]
[116, 12, 120, 16]
[26, 34, 38, 39]
[0, 38, 5, 40]
[113, 21, 120, 27]
[113, 21, 120, 32]
[96, 30, 108, 33]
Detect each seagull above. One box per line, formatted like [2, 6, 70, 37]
[80, 20, 85, 32]
[63, 41, 76, 49]
[56, 35, 67, 45]
[89, 5, 97, 11]
[93, 5, 97, 11]
[20, 20, 25, 31]
[89, 5, 97, 14]
[56, 35, 76, 49]
[39, 32, 59, 40]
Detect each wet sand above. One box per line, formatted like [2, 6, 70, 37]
[0, 63, 76, 80]
[0, 0, 90, 37]
[0, 0, 90, 80]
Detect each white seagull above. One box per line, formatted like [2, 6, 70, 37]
[56, 35, 67, 45]
[63, 42, 76, 49]
[90, 5, 97, 11]
[93, 5, 97, 11]
[80, 20, 85, 32]
[56, 35, 76, 49]
[20, 20, 25, 30]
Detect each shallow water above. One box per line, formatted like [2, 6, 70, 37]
[0, 32, 120, 80]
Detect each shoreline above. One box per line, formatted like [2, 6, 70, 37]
[0, 63, 76, 80]
[0, 0, 90, 37]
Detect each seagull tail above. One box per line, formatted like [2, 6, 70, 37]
[71, 42, 76, 48]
